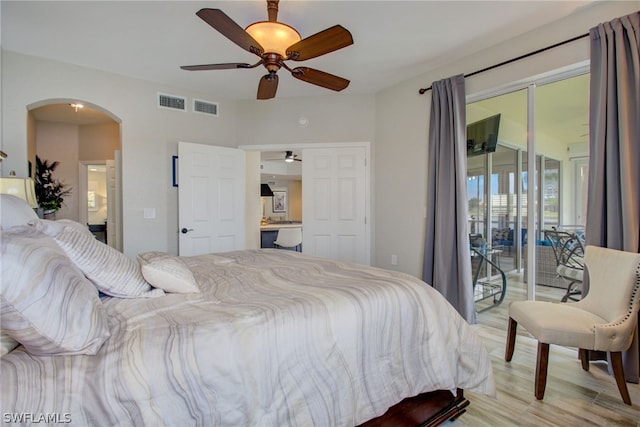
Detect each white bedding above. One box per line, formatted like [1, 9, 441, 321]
[1, 249, 494, 426]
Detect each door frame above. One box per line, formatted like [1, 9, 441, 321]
[78, 159, 121, 249]
[78, 160, 107, 226]
[239, 142, 371, 265]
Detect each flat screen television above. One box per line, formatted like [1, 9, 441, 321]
[466, 114, 501, 157]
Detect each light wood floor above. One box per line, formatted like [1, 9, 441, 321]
[449, 272, 640, 427]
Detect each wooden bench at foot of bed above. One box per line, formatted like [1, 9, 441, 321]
[358, 389, 468, 427]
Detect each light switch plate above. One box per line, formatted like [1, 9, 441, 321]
[143, 208, 156, 219]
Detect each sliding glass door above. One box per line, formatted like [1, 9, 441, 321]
[466, 71, 589, 306]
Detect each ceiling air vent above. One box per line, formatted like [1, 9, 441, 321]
[158, 93, 186, 111]
[193, 99, 219, 117]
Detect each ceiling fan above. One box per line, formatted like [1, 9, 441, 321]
[181, 0, 354, 100]
[284, 151, 301, 162]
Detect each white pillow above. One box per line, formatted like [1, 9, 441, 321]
[137, 251, 174, 264]
[53, 226, 164, 298]
[0, 194, 38, 229]
[0, 226, 111, 355]
[140, 256, 200, 294]
[29, 218, 95, 239]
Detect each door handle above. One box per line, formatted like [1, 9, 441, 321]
[181, 228, 194, 234]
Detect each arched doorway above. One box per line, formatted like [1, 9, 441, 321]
[26, 99, 123, 251]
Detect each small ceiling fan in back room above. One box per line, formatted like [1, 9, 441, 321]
[181, 0, 354, 100]
[284, 151, 301, 162]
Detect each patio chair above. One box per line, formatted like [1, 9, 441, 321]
[544, 229, 585, 302]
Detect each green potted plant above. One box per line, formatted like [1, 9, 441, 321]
[35, 155, 72, 217]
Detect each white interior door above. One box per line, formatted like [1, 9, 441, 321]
[302, 146, 369, 264]
[178, 141, 245, 256]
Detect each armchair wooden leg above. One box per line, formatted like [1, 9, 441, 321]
[505, 317, 517, 362]
[610, 351, 632, 405]
[535, 342, 550, 400]
[579, 348, 590, 371]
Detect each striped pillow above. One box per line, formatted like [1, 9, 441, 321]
[0, 226, 110, 355]
[29, 218, 95, 239]
[52, 227, 164, 298]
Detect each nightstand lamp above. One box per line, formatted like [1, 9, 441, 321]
[0, 175, 39, 208]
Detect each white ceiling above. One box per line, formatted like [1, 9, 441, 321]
[30, 103, 116, 125]
[2, 0, 596, 101]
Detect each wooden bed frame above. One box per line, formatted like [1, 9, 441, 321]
[358, 389, 469, 427]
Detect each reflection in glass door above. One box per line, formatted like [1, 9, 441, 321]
[467, 89, 527, 278]
[467, 157, 486, 238]
[573, 159, 588, 226]
[542, 158, 560, 229]
[489, 145, 519, 272]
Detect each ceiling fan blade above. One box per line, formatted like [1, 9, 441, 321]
[181, 63, 253, 71]
[257, 74, 279, 100]
[286, 25, 353, 61]
[196, 8, 264, 56]
[291, 67, 350, 92]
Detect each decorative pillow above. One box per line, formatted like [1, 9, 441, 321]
[0, 194, 38, 229]
[1, 331, 19, 356]
[29, 218, 95, 239]
[137, 251, 174, 265]
[139, 256, 200, 294]
[52, 226, 164, 298]
[0, 226, 111, 355]
[138, 250, 233, 265]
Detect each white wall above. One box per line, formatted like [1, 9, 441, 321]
[35, 121, 79, 220]
[237, 94, 375, 146]
[374, 1, 639, 277]
[79, 122, 119, 160]
[2, 51, 239, 257]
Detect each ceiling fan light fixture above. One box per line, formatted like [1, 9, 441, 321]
[285, 150, 295, 162]
[245, 21, 301, 57]
[70, 103, 84, 112]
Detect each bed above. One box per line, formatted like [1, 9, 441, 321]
[0, 195, 494, 426]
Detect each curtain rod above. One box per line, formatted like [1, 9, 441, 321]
[418, 32, 589, 95]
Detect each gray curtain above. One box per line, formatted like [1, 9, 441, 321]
[422, 74, 476, 324]
[586, 11, 640, 382]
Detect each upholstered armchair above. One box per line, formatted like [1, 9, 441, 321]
[505, 246, 640, 405]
